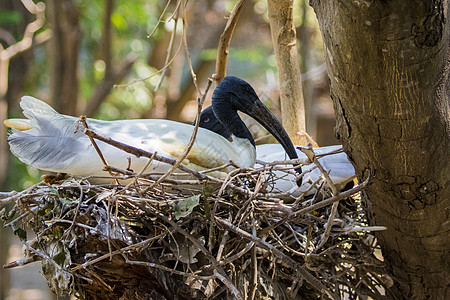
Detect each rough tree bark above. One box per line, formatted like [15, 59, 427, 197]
[311, 0, 449, 298]
[267, 0, 307, 145]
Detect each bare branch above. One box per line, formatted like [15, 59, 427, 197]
[213, 0, 247, 84]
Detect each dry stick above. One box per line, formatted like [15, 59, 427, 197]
[140, 204, 244, 300]
[258, 175, 370, 236]
[215, 214, 231, 257]
[290, 175, 370, 219]
[181, 14, 201, 96]
[117, 2, 184, 89]
[71, 233, 167, 272]
[304, 225, 316, 271]
[125, 259, 216, 281]
[300, 145, 339, 249]
[83, 267, 114, 291]
[3, 256, 41, 269]
[0, 191, 17, 199]
[64, 180, 86, 239]
[124, 152, 157, 188]
[206, 241, 254, 271]
[154, 0, 183, 91]
[147, 0, 172, 38]
[115, 38, 183, 88]
[81, 127, 264, 199]
[214, 0, 248, 83]
[82, 127, 207, 181]
[248, 211, 258, 300]
[3, 202, 47, 228]
[215, 217, 339, 300]
[79, 116, 115, 178]
[146, 78, 213, 191]
[0, 182, 42, 207]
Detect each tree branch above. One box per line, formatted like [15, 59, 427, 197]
[213, 0, 247, 84]
[267, 0, 306, 145]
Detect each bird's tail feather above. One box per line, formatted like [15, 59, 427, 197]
[20, 96, 59, 118]
[6, 96, 84, 172]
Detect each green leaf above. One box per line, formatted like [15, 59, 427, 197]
[172, 194, 201, 220]
[53, 249, 66, 266]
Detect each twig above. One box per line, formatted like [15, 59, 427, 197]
[140, 203, 243, 300]
[181, 11, 201, 96]
[248, 211, 258, 300]
[79, 116, 115, 178]
[125, 258, 216, 281]
[290, 175, 370, 219]
[154, 0, 184, 91]
[214, 0, 248, 83]
[213, 269, 244, 300]
[300, 145, 339, 249]
[64, 180, 87, 239]
[147, 0, 172, 38]
[82, 125, 208, 181]
[83, 267, 114, 291]
[3, 256, 41, 269]
[0, 191, 17, 199]
[259, 174, 370, 235]
[71, 233, 167, 272]
[216, 217, 339, 300]
[146, 78, 213, 190]
[0, 182, 42, 207]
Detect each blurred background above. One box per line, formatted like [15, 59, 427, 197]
[0, 0, 335, 298]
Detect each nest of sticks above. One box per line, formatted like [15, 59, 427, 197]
[1, 117, 392, 299]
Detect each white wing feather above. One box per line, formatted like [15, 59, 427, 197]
[7, 97, 254, 177]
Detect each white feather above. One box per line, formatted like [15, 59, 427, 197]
[6, 97, 256, 178]
[256, 144, 355, 196]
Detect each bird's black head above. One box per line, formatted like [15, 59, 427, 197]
[212, 76, 259, 113]
[210, 76, 302, 185]
[198, 106, 231, 140]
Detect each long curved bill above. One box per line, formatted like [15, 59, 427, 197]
[245, 98, 303, 184]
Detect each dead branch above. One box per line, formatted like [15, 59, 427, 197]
[213, 0, 248, 84]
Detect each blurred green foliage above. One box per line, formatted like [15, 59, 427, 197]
[0, 10, 23, 25]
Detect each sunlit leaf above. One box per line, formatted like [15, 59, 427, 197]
[172, 194, 201, 220]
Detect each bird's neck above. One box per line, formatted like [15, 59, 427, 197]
[217, 108, 256, 147]
[230, 135, 256, 168]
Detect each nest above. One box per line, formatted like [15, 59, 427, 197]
[1, 147, 393, 300]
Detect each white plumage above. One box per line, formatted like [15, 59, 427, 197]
[4, 77, 300, 181]
[5, 96, 255, 177]
[256, 144, 356, 196]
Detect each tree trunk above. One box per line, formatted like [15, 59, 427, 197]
[267, 0, 306, 145]
[47, 0, 81, 115]
[311, 0, 449, 298]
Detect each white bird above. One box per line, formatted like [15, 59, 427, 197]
[199, 106, 356, 196]
[4, 76, 300, 180]
[256, 144, 355, 196]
